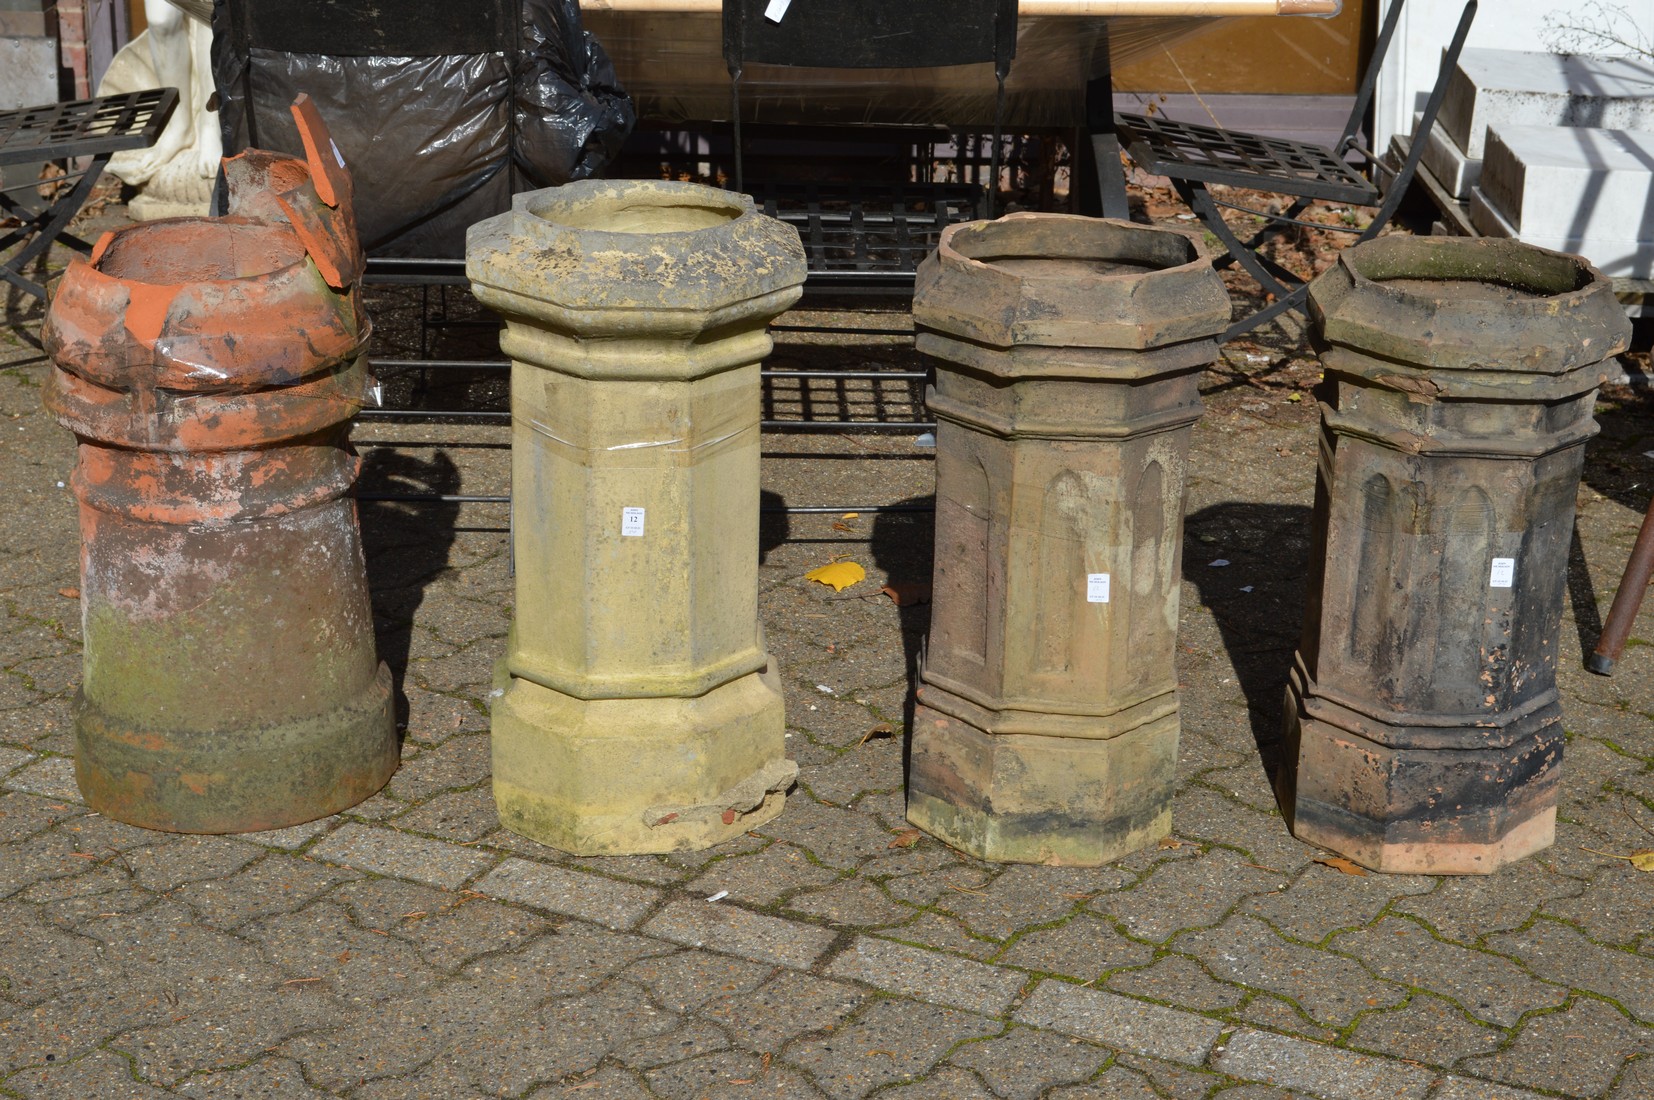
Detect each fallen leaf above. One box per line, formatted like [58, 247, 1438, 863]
[888, 828, 923, 849]
[805, 561, 866, 592]
[57, 587, 79, 599]
[1157, 836, 1187, 850]
[1313, 856, 1368, 876]
[1288, 392, 1303, 403]
[841, 512, 859, 519]
[880, 581, 932, 607]
[858, 723, 895, 746]
[1579, 845, 1654, 870]
[832, 522, 853, 532]
[721, 808, 737, 826]
[652, 813, 679, 827]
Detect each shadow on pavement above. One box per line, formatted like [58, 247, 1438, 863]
[869, 498, 936, 779]
[357, 448, 462, 733]
[1184, 501, 1312, 793]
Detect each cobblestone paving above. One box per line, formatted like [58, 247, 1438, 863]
[4, 261, 1654, 1099]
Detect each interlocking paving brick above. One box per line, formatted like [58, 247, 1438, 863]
[2, 755, 79, 801]
[1333, 917, 1566, 1027]
[858, 1064, 994, 1099]
[698, 971, 867, 1053]
[934, 864, 1129, 940]
[240, 816, 338, 850]
[446, 982, 677, 1094]
[996, 914, 1156, 980]
[2, 1048, 173, 1099]
[1013, 980, 1223, 1065]
[243, 901, 442, 1004]
[621, 950, 772, 1013]
[786, 998, 998, 1100]
[329, 876, 550, 972]
[612, 1017, 731, 1071]
[685, 842, 840, 905]
[1347, 992, 1505, 1068]
[1243, 861, 1433, 942]
[1430, 1078, 1553, 1100]
[642, 899, 836, 970]
[0, 745, 34, 774]
[1045, 1066, 1164, 1099]
[308, 822, 495, 890]
[523, 1065, 655, 1098]
[169, 852, 357, 930]
[1096, 849, 1284, 943]
[826, 936, 1023, 1015]
[391, 786, 500, 842]
[947, 1025, 1111, 1100]
[650, 1055, 829, 1099]
[1541, 866, 1654, 949]
[1212, 1029, 1437, 1100]
[755, 795, 904, 870]
[175, 1056, 335, 1099]
[1489, 920, 1654, 1022]
[1105, 954, 1247, 1012]
[474, 857, 662, 929]
[1459, 998, 1654, 1098]
[0, 789, 80, 842]
[1181, 915, 1405, 1026]
[784, 880, 911, 926]
[1394, 861, 1582, 943]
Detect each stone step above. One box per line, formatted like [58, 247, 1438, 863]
[1468, 123, 1654, 279]
[1438, 48, 1654, 161]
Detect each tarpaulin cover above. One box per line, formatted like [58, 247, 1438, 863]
[213, 0, 635, 258]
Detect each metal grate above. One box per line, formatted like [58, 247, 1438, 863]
[1116, 112, 1378, 207]
[751, 180, 980, 282]
[0, 89, 178, 165]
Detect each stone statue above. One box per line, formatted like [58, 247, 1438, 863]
[99, 0, 220, 219]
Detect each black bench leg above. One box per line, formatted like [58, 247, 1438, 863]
[0, 153, 112, 302]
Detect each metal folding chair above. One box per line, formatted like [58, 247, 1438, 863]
[0, 88, 178, 303]
[1116, 0, 1477, 341]
[722, 0, 1017, 290]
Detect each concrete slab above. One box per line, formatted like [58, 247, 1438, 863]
[1417, 115, 1480, 200]
[1439, 48, 1654, 160]
[1469, 125, 1654, 279]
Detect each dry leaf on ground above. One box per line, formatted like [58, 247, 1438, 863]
[1313, 855, 1368, 876]
[805, 561, 866, 592]
[859, 723, 896, 746]
[57, 587, 79, 599]
[880, 581, 931, 606]
[888, 828, 923, 849]
[1580, 846, 1654, 871]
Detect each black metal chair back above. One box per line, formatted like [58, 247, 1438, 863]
[721, 0, 1016, 206]
[1114, 0, 1479, 340]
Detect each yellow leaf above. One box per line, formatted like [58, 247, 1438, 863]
[841, 512, 860, 519]
[1288, 393, 1303, 403]
[805, 561, 866, 592]
[1631, 849, 1654, 871]
[1313, 855, 1368, 876]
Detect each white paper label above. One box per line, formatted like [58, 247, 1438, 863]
[368, 381, 383, 407]
[763, 0, 792, 21]
[621, 507, 646, 537]
[1489, 557, 1515, 588]
[329, 138, 345, 168]
[1087, 573, 1111, 604]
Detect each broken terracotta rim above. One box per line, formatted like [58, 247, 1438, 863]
[92, 218, 307, 284]
[936, 212, 1213, 283]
